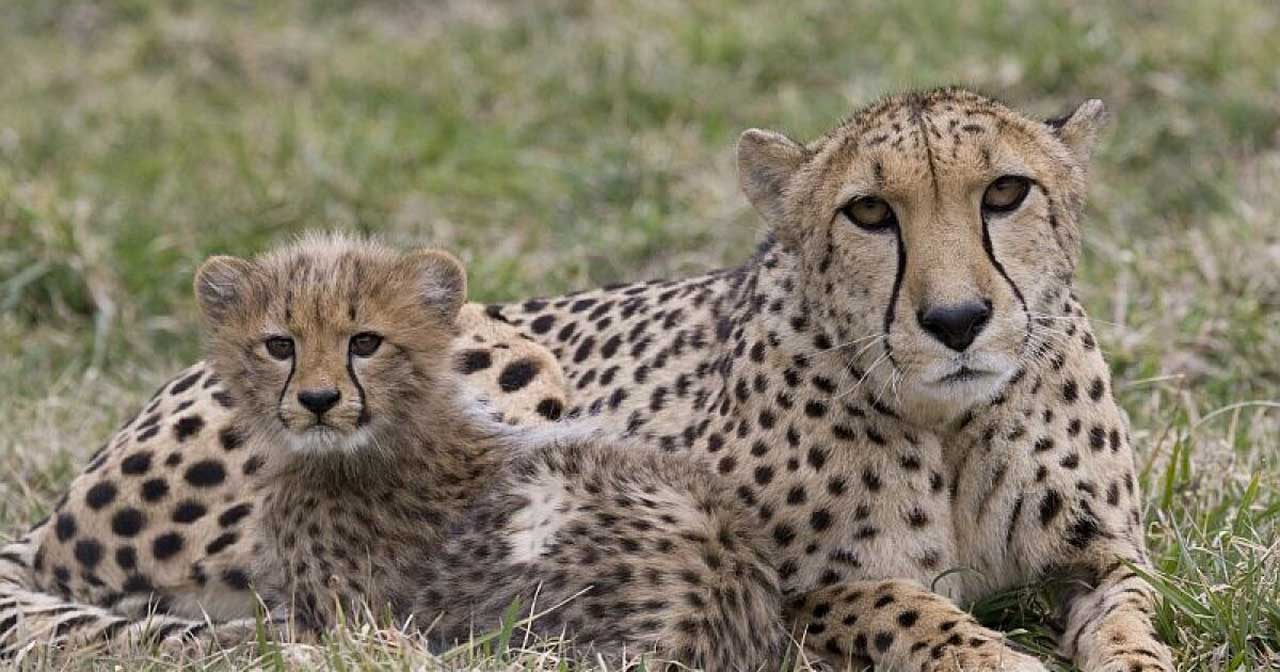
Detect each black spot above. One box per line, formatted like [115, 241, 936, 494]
[122, 573, 152, 593]
[529, 314, 556, 334]
[498, 358, 540, 392]
[242, 455, 265, 476]
[1089, 425, 1107, 452]
[169, 370, 203, 395]
[1062, 380, 1079, 403]
[184, 460, 226, 488]
[111, 508, 146, 537]
[172, 501, 207, 524]
[874, 632, 895, 653]
[173, 415, 205, 442]
[120, 452, 153, 475]
[135, 425, 160, 443]
[754, 465, 774, 486]
[1039, 490, 1063, 526]
[897, 610, 919, 628]
[212, 391, 236, 408]
[861, 469, 882, 492]
[601, 334, 622, 359]
[456, 350, 492, 374]
[573, 336, 596, 363]
[85, 482, 118, 510]
[535, 398, 564, 421]
[115, 546, 137, 570]
[1066, 510, 1103, 549]
[55, 513, 76, 542]
[206, 532, 238, 555]
[1088, 377, 1106, 401]
[810, 509, 833, 531]
[140, 478, 169, 502]
[152, 533, 184, 560]
[218, 427, 243, 451]
[772, 524, 796, 547]
[73, 539, 103, 569]
[217, 503, 253, 527]
[222, 568, 250, 590]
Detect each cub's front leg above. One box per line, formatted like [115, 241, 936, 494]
[791, 579, 1047, 671]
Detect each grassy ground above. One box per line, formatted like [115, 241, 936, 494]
[1, 1, 1277, 669]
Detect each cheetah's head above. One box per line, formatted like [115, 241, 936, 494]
[194, 233, 466, 455]
[738, 88, 1106, 424]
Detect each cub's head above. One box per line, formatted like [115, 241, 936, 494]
[195, 233, 467, 455]
[739, 88, 1106, 422]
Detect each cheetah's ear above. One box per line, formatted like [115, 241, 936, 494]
[404, 249, 467, 322]
[737, 129, 808, 227]
[194, 256, 254, 324]
[1046, 99, 1107, 165]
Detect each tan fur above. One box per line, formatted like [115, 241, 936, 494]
[194, 235, 501, 632]
[0, 236, 569, 655]
[2, 88, 1169, 672]
[198, 235, 782, 669]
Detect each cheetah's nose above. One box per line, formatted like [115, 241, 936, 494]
[917, 300, 992, 352]
[297, 388, 341, 415]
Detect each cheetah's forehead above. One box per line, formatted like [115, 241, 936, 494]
[809, 88, 1053, 194]
[245, 233, 421, 331]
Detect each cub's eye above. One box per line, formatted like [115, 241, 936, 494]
[982, 175, 1031, 213]
[841, 196, 897, 232]
[349, 332, 383, 357]
[264, 337, 294, 360]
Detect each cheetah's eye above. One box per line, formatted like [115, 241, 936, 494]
[264, 337, 294, 360]
[841, 196, 897, 232]
[349, 332, 383, 358]
[982, 176, 1031, 213]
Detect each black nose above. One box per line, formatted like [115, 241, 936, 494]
[297, 389, 341, 415]
[917, 300, 993, 352]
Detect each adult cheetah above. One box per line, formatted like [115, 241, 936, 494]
[2, 87, 1171, 671]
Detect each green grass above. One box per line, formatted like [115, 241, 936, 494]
[1, 1, 1277, 669]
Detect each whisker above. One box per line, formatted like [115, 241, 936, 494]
[1027, 313, 1129, 330]
[835, 352, 890, 401]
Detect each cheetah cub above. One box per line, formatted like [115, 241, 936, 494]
[194, 234, 782, 669]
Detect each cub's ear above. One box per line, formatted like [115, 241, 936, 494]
[737, 128, 807, 226]
[404, 249, 467, 321]
[194, 256, 254, 324]
[1046, 99, 1108, 165]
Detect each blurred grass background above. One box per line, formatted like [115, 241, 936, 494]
[0, 1, 1277, 669]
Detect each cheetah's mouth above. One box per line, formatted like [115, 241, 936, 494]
[936, 366, 995, 384]
[283, 422, 374, 455]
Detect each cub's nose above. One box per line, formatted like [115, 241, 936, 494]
[917, 300, 992, 352]
[297, 388, 341, 415]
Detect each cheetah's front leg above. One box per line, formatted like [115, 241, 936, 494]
[791, 579, 1047, 671]
[1057, 548, 1173, 672]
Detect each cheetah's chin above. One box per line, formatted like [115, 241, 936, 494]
[284, 425, 374, 456]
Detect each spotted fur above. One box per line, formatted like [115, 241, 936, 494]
[0, 284, 569, 655]
[204, 235, 781, 668]
[1, 88, 1171, 671]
